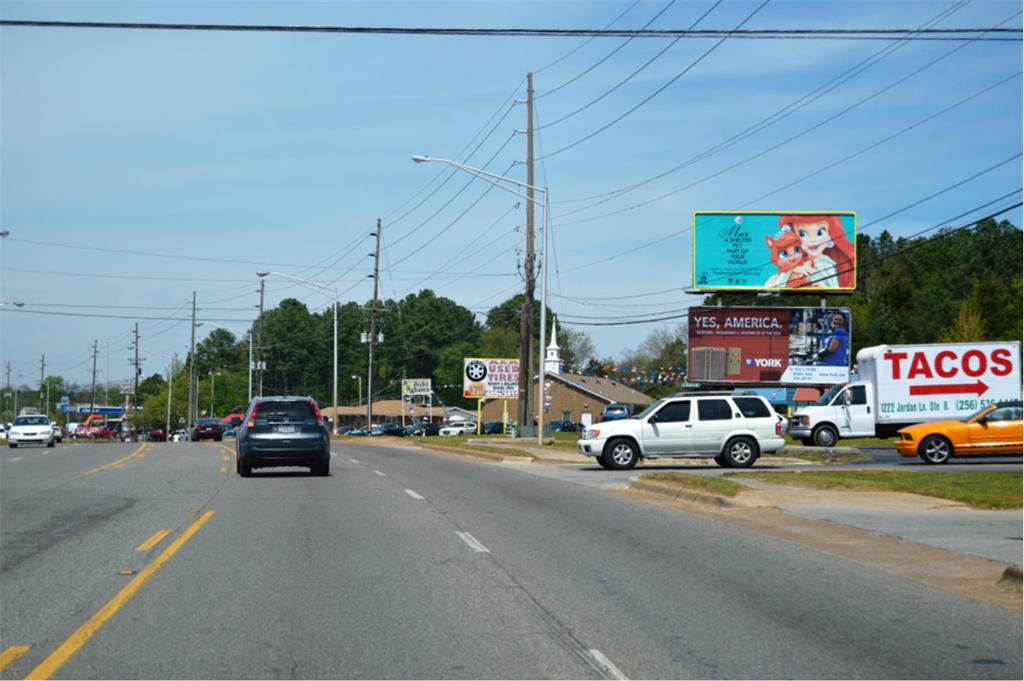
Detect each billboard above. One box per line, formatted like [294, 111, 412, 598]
[693, 211, 856, 291]
[401, 378, 432, 398]
[463, 358, 519, 399]
[688, 306, 852, 385]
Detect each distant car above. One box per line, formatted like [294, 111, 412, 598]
[482, 421, 506, 435]
[439, 421, 477, 437]
[408, 422, 440, 436]
[601, 404, 632, 422]
[348, 427, 369, 436]
[0, 424, 7, 440]
[371, 422, 405, 437]
[235, 396, 330, 476]
[335, 425, 354, 435]
[50, 422, 64, 443]
[8, 415, 56, 448]
[94, 427, 115, 439]
[149, 428, 167, 442]
[223, 428, 238, 439]
[172, 430, 189, 442]
[191, 418, 224, 442]
[549, 420, 580, 433]
[896, 400, 1023, 464]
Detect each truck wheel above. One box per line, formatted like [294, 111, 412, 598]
[919, 435, 952, 465]
[604, 438, 639, 470]
[720, 437, 758, 468]
[800, 438, 814, 446]
[595, 452, 613, 470]
[812, 425, 839, 448]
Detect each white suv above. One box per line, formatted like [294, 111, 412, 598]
[577, 392, 785, 469]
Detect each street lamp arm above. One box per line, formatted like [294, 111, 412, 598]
[256, 271, 336, 297]
[411, 156, 546, 206]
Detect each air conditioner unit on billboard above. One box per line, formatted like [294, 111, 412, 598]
[690, 347, 727, 380]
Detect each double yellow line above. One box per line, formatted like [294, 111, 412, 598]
[84, 442, 149, 476]
[21, 510, 215, 680]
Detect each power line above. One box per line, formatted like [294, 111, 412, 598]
[1, 20, 1018, 40]
[538, 0, 772, 160]
[535, 0, 642, 74]
[554, 0, 973, 207]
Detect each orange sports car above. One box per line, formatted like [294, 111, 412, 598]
[896, 400, 1023, 464]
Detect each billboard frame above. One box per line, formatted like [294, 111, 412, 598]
[692, 210, 858, 293]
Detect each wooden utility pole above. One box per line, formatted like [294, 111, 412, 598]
[368, 220, 382, 430]
[89, 340, 98, 418]
[188, 291, 197, 430]
[258, 279, 265, 397]
[131, 323, 141, 424]
[518, 71, 536, 435]
[38, 354, 45, 413]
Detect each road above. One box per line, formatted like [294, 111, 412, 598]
[1, 439, 1020, 679]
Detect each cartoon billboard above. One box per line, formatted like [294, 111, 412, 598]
[687, 306, 852, 385]
[692, 211, 856, 291]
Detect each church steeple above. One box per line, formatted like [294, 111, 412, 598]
[544, 317, 562, 374]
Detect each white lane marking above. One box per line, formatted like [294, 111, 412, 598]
[10, 457, 24, 462]
[587, 649, 629, 680]
[350, 458, 360, 464]
[455, 531, 489, 553]
[373, 470, 385, 477]
[404, 489, 424, 500]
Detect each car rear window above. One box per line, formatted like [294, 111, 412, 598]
[259, 401, 315, 422]
[697, 399, 733, 421]
[732, 397, 771, 418]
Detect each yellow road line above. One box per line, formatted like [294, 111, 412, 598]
[25, 510, 215, 680]
[84, 443, 148, 476]
[135, 529, 171, 552]
[0, 646, 30, 673]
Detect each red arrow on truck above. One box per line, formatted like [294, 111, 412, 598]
[909, 380, 989, 396]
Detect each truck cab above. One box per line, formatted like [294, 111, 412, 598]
[791, 382, 877, 447]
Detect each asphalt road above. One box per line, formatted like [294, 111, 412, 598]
[1, 439, 1021, 679]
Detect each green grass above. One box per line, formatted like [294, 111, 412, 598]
[726, 470, 1022, 509]
[429, 439, 535, 458]
[642, 472, 742, 497]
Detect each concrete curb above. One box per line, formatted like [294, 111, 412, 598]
[998, 565, 1023, 589]
[629, 478, 736, 508]
[418, 443, 532, 464]
[783, 445, 861, 456]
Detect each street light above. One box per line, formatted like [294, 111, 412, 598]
[412, 155, 551, 446]
[257, 272, 338, 432]
[351, 374, 362, 407]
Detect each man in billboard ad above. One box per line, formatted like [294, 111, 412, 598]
[693, 211, 856, 291]
[688, 307, 852, 385]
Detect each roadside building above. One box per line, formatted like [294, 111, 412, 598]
[324, 400, 441, 428]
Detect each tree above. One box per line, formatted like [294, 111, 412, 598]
[939, 297, 987, 342]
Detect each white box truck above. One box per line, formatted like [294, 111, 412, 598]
[790, 341, 1022, 446]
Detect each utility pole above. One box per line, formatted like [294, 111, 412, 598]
[367, 219, 382, 430]
[518, 71, 536, 436]
[4, 361, 10, 422]
[130, 323, 141, 426]
[247, 331, 253, 403]
[166, 358, 174, 438]
[89, 340, 98, 419]
[39, 354, 45, 413]
[258, 279, 265, 397]
[188, 291, 197, 430]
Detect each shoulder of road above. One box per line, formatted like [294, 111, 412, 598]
[343, 435, 1023, 609]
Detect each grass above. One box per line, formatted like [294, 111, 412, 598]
[430, 440, 535, 458]
[763, 450, 874, 464]
[726, 470, 1022, 509]
[642, 472, 742, 497]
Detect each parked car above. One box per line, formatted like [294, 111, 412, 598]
[172, 430, 189, 442]
[149, 427, 167, 442]
[235, 396, 330, 476]
[896, 400, 1023, 465]
[408, 422, 440, 436]
[439, 421, 477, 437]
[371, 422, 405, 437]
[0, 424, 7, 440]
[7, 415, 56, 448]
[191, 418, 224, 442]
[578, 392, 785, 470]
[50, 422, 64, 443]
[601, 404, 632, 422]
[482, 421, 506, 435]
[549, 420, 579, 433]
[348, 427, 369, 436]
[94, 426, 115, 439]
[223, 428, 238, 439]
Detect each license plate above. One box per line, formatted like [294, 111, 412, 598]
[276, 425, 295, 434]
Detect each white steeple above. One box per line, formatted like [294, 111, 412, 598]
[544, 317, 562, 374]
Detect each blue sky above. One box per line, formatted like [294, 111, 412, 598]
[2, 0, 1021, 388]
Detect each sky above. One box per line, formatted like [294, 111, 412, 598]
[2, 0, 1022, 391]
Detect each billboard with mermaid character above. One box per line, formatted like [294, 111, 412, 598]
[692, 211, 856, 291]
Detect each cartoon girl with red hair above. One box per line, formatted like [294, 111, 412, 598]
[778, 214, 855, 289]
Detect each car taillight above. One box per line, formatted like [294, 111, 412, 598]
[310, 401, 324, 427]
[775, 421, 783, 435]
[248, 402, 260, 428]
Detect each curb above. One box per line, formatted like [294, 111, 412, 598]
[998, 565, 1023, 589]
[784, 445, 861, 456]
[419, 443, 533, 464]
[630, 478, 736, 508]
